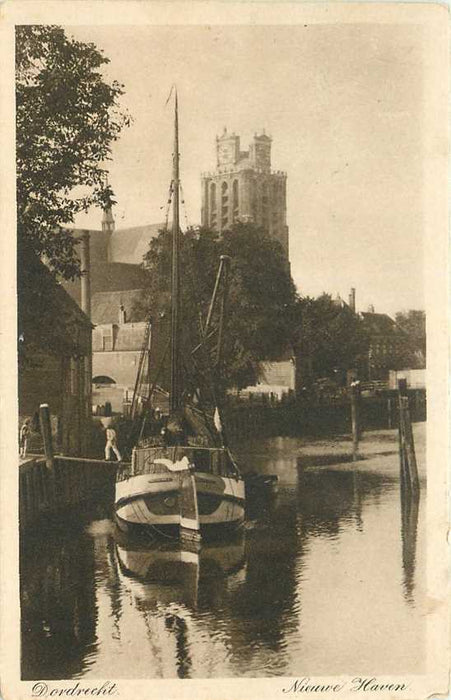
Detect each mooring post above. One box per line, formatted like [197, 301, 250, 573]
[350, 382, 360, 460]
[397, 380, 408, 490]
[39, 403, 54, 470]
[397, 380, 419, 496]
[399, 397, 408, 490]
[401, 396, 420, 496]
[387, 396, 392, 429]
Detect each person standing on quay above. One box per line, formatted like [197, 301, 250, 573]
[105, 425, 122, 461]
[19, 418, 31, 458]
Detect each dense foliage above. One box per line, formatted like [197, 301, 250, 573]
[292, 294, 370, 383]
[16, 25, 130, 279]
[395, 310, 426, 365]
[135, 223, 297, 392]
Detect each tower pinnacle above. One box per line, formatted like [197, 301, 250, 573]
[102, 205, 115, 234]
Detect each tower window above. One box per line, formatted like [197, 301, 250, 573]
[232, 179, 239, 210]
[210, 183, 216, 211]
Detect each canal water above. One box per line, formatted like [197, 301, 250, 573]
[20, 433, 425, 680]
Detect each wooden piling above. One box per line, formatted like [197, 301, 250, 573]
[39, 403, 54, 470]
[350, 384, 360, 459]
[397, 381, 420, 496]
[398, 380, 408, 489]
[400, 396, 420, 495]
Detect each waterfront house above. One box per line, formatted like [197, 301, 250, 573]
[18, 250, 92, 455]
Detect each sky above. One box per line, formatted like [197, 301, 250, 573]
[69, 22, 426, 316]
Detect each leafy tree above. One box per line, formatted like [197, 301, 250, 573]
[16, 25, 130, 279]
[292, 294, 369, 383]
[135, 223, 297, 393]
[395, 310, 426, 364]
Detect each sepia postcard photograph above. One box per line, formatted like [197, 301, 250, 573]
[0, 2, 449, 699]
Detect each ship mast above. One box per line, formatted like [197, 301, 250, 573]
[170, 90, 181, 414]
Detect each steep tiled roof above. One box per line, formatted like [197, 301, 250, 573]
[18, 250, 92, 358]
[83, 229, 108, 262]
[360, 312, 405, 337]
[64, 262, 149, 306]
[109, 223, 165, 264]
[70, 223, 166, 266]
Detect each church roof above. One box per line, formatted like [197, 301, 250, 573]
[63, 261, 149, 307]
[70, 222, 166, 266]
[109, 223, 165, 264]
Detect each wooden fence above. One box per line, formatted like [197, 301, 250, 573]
[225, 390, 426, 442]
[19, 455, 118, 531]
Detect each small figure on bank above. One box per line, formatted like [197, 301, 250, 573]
[105, 426, 122, 462]
[152, 407, 163, 436]
[160, 426, 168, 446]
[19, 418, 31, 458]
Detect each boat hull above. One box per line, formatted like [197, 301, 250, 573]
[115, 470, 245, 531]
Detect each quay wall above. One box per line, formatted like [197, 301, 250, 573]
[225, 391, 426, 442]
[19, 456, 117, 532]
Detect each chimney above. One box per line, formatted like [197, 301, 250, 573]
[79, 231, 91, 319]
[119, 304, 126, 325]
[348, 287, 356, 312]
[368, 304, 375, 313]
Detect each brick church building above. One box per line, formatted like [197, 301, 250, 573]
[64, 211, 164, 413]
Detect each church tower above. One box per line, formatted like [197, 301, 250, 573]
[201, 128, 289, 258]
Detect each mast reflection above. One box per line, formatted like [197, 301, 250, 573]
[112, 527, 246, 677]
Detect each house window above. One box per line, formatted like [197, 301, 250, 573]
[102, 327, 113, 351]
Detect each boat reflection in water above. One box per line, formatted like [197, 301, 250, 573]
[113, 526, 246, 610]
[112, 527, 247, 678]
